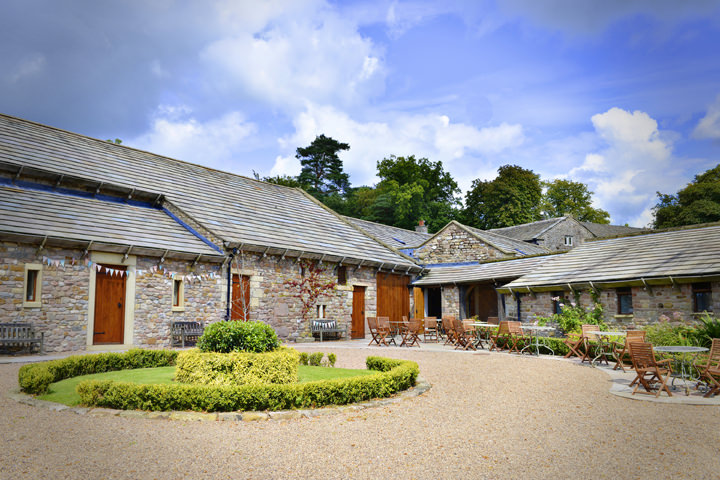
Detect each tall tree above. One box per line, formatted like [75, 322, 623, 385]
[463, 165, 542, 229]
[653, 164, 720, 228]
[369, 155, 461, 231]
[541, 179, 610, 223]
[296, 134, 350, 198]
[262, 174, 302, 188]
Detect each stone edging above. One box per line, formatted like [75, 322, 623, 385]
[7, 377, 431, 422]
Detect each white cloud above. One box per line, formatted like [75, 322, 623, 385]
[200, 1, 384, 111]
[693, 94, 720, 140]
[127, 107, 256, 172]
[271, 103, 524, 189]
[569, 107, 687, 226]
[5, 54, 46, 84]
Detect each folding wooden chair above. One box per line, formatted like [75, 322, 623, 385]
[442, 316, 456, 346]
[612, 330, 646, 372]
[490, 321, 511, 351]
[454, 319, 477, 351]
[401, 318, 423, 347]
[580, 324, 604, 364]
[629, 342, 673, 397]
[695, 338, 720, 397]
[423, 317, 438, 342]
[507, 321, 529, 354]
[367, 317, 381, 346]
[563, 324, 594, 359]
[376, 316, 396, 346]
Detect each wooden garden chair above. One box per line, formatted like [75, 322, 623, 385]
[423, 317, 438, 342]
[580, 324, 604, 364]
[629, 342, 673, 397]
[563, 324, 595, 359]
[490, 321, 512, 351]
[695, 338, 720, 397]
[454, 319, 477, 351]
[507, 321, 529, 354]
[401, 318, 423, 347]
[376, 316, 396, 346]
[367, 317, 381, 346]
[612, 329, 646, 372]
[442, 315, 457, 346]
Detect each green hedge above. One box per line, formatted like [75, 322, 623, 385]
[18, 349, 178, 395]
[175, 348, 299, 386]
[197, 320, 279, 353]
[76, 356, 419, 412]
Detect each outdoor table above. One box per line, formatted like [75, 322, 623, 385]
[654, 345, 709, 395]
[471, 322, 497, 349]
[519, 325, 555, 356]
[588, 331, 626, 366]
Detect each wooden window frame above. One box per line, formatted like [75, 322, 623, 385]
[172, 278, 185, 312]
[616, 287, 633, 315]
[692, 282, 713, 313]
[23, 264, 43, 308]
[337, 266, 347, 285]
[551, 291, 565, 315]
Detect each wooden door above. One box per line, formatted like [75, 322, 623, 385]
[413, 287, 424, 319]
[93, 265, 126, 344]
[231, 274, 250, 321]
[351, 286, 366, 339]
[467, 284, 498, 321]
[376, 273, 410, 324]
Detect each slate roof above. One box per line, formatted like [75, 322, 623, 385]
[0, 114, 418, 270]
[579, 221, 645, 238]
[344, 217, 431, 249]
[458, 222, 548, 256]
[412, 255, 553, 286]
[0, 184, 222, 259]
[498, 224, 720, 291]
[488, 217, 567, 241]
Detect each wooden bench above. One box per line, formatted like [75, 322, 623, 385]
[171, 321, 204, 348]
[0, 323, 44, 354]
[310, 319, 347, 342]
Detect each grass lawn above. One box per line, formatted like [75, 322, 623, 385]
[38, 365, 375, 407]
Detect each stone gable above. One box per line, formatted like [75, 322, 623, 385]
[415, 223, 510, 264]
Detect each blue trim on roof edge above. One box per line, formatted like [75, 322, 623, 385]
[162, 207, 225, 254]
[422, 261, 480, 268]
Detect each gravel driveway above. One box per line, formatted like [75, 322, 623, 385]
[1, 346, 719, 479]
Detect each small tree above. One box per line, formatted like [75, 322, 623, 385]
[283, 260, 336, 330]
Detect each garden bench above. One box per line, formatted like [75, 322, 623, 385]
[311, 319, 347, 342]
[171, 321, 204, 348]
[0, 323, 44, 354]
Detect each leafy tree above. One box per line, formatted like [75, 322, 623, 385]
[462, 165, 543, 229]
[262, 174, 302, 188]
[541, 179, 610, 224]
[653, 164, 720, 228]
[296, 135, 351, 198]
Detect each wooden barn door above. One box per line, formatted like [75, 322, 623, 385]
[93, 265, 126, 344]
[413, 287, 424, 319]
[231, 274, 251, 321]
[351, 286, 366, 339]
[377, 273, 410, 324]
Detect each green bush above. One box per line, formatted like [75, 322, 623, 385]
[644, 322, 699, 346]
[327, 353, 337, 367]
[298, 352, 309, 365]
[76, 356, 419, 412]
[197, 321, 279, 353]
[175, 348, 299, 386]
[695, 313, 720, 348]
[308, 352, 323, 366]
[18, 349, 177, 395]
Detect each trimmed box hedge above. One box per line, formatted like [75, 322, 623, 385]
[18, 349, 178, 395]
[175, 348, 299, 386]
[76, 356, 419, 412]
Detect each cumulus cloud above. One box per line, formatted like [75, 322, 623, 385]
[569, 107, 686, 226]
[270, 103, 524, 188]
[693, 94, 720, 140]
[127, 108, 256, 172]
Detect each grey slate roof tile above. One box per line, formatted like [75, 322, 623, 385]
[344, 216, 432, 249]
[413, 255, 553, 286]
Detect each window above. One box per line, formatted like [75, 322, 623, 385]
[692, 283, 713, 313]
[551, 291, 565, 315]
[172, 278, 184, 311]
[23, 264, 42, 308]
[337, 266, 347, 285]
[316, 304, 326, 319]
[617, 287, 633, 315]
[564, 236, 573, 247]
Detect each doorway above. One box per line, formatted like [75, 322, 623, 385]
[351, 286, 366, 339]
[426, 287, 442, 318]
[93, 265, 127, 344]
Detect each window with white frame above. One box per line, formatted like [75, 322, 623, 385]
[172, 278, 185, 311]
[23, 264, 42, 308]
[564, 236, 573, 247]
[316, 304, 326, 319]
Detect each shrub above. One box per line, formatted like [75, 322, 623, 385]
[76, 356, 419, 412]
[308, 352, 324, 366]
[197, 321, 279, 353]
[18, 349, 177, 395]
[298, 352, 309, 366]
[537, 297, 605, 335]
[695, 313, 720, 348]
[327, 353, 337, 367]
[175, 348, 299, 386]
[644, 321, 699, 346]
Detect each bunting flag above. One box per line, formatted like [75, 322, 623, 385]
[39, 255, 222, 283]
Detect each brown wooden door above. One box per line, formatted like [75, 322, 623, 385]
[93, 265, 126, 344]
[231, 274, 250, 321]
[467, 284, 498, 321]
[413, 287, 424, 319]
[351, 286, 366, 339]
[377, 273, 410, 324]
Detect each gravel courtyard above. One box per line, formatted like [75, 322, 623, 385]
[2, 346, 719, 479]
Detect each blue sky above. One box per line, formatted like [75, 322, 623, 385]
[1, 0, 719, 226]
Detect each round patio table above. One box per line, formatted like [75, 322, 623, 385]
[654, 346, 709, 395]
[519, 325, 555, 356]
[587, 331, 626, 366]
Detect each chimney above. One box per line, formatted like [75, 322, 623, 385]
[415, 220, 428, 234]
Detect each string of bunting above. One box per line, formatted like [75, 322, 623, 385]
[40, 256, 221, 283]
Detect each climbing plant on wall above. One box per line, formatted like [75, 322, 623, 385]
[282, 260, 337, 324]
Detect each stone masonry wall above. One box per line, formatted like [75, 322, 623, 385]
[1, 241, 90, 352]
[441, 285, 460, 318]
[415, 223, 510, 264]
[538, 220, 594, 252]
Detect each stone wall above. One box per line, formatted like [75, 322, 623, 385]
[441, 285, 460, 318]
[415, 223, 509, 264]
[538, 219, 594, 252]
